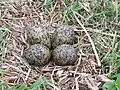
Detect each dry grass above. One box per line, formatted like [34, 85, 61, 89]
[0, 0, 120, 90]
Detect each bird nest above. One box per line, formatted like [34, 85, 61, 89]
[0, 0, 113, 90]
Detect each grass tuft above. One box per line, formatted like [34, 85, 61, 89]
[0, 27, 11, 62]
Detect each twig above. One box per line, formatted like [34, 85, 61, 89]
[47, 82, 60, 90]
[51, 66, 59, 90]
[25, 68, 31, 81]
[6, 63, 27, 75]
[75, 75, 80, 90]
[74, 28, 120, 38]
[74, 54, 82, 77]
[72, 10, 101, 66]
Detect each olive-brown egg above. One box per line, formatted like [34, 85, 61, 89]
[24, 44, 50, 66]
[52, 25, 75, 48]
[27, 26, 51, 48]
[52, 44, 77, 66]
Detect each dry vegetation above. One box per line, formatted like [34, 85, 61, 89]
[0, 0, 120, 90]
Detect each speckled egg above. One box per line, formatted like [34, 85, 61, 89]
[52, 44, 77, 66]
[52, 25, 75, 48]
[27, 25, 51, 48]
[24, 44, 50, 66]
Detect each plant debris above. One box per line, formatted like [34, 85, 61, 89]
[0, 0, 119, 90]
